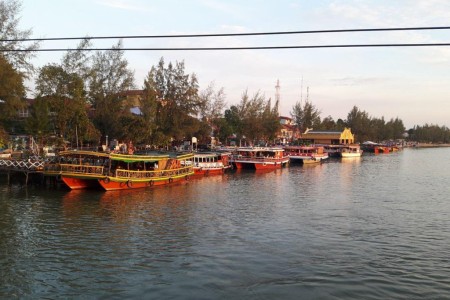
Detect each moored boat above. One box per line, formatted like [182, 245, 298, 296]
[192, 151, 232, 176]
[43, 150, 109, 189]
[98, 152, 194, 191]
[230, 147, 289, 170]
[341, 144, 363, 158]
[284, 145, 329, 164]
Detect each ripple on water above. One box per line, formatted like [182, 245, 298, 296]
[1, 148, 450, 299]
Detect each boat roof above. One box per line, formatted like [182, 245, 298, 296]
[59, 150, 110, 158]
[236, 147, 284, 152]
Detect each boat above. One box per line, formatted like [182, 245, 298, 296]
[44, 150, 109, 189]
[192, 151, 232, 176]
[340, 144, 363, 158]
[98, 152, 194, 191]
[284, 145, 329, 164]
[44, 150, 194, 191]
[361, 141, 392, 154]
[323, 145, 344, 158]
[230, 147, 289, 170]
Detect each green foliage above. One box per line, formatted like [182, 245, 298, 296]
[24, 97, 49, 139]
[344, 106, 406, 142]
[222, 90, 279, 145]
[0, 54, 26, 127]
[0, 126, 8, 148]
[143, 57, 201, 144]
[290, 100, 321, 132]
[0, 0, 39, 74]
[89, 41, 135, 138]
[408, 124, 450, 143]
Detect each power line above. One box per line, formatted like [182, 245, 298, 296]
[1, 26, 450, 42]
[1, 43, 450, 52]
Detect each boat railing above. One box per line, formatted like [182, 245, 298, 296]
[59, 164, 105, 175]
[231, 156, 288, 162]
[196, 162, 223, 168]
[115, 165, 193, 179]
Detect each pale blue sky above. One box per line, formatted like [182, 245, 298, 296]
[20, 0, 450, 128]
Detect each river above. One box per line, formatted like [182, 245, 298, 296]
[1, 148, 449, 299]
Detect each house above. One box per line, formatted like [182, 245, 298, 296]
[277, 116, 299, 144]
[300, 128, 355, 145]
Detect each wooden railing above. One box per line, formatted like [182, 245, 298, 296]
[44, 163, 105, 175]
[0, 159, 44, 171]
[115, 166, 193, 179]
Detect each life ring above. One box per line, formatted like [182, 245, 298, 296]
[169, 178, 173, 183]
[103, 177, 110, 184]
[148, 180, 154, 186]
[127, 180, 133, 188]
[185, 175, 189, 181]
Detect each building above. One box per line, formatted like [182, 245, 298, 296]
[300, 128, 355, 145]
[277, 116, 299, 144]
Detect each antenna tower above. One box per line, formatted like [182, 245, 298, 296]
[275, 79, 280, 115]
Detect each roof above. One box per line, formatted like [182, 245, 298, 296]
[305, 130, 342, 135]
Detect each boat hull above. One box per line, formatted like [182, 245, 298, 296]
[97, 174, 192, 191]
[193, 166, 229, 176]
[341, 152, 362, 158]
[233, 159, 288, 170]
[61, 176, 102, 190]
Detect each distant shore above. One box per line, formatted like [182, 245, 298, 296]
[410, 143, 450, 148]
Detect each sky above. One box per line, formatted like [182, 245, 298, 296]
[18, 0, 450, 128]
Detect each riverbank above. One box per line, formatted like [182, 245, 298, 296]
[412, 143, 450, 148]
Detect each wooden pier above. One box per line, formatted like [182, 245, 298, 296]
[0, 159, 45, 185]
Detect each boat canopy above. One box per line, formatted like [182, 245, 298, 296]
[110, 153, 170, 163]
[59, 150, 110, 158]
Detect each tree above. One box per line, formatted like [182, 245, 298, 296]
[345, 106, 372, 142]
[261, 98, 280, 141]
[290, 100, 321, 133]
[0, 53, 25, 131]
[319, 115, 336, 130]
[35, 64, 94, 146]
[143, 57, 202, 144]
[198, 82, 226, 143]
[0, 125, 8, 148]
[24, 97, 49, 144]
[34, 40, 102, 147]
[89, 41, 135, 138]
[0, 0, 39, 74]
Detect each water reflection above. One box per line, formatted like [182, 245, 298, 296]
[1, 149, 450, 299]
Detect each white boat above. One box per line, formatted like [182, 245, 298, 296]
[284, 145, 329, 164]
[341, 145, 363, 158]
[230, 147, 289, 170]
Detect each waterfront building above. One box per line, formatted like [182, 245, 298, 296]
[300, 128, 355, 145]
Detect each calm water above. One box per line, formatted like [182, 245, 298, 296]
[1, 148, 449, 299]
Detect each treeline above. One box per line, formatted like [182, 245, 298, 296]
[408, 124, 450, 143]
[289, 102, 407, 143]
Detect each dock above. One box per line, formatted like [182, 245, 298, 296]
[0, 159, 45, 185]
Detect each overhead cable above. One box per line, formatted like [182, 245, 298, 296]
[1, 26, 450, 42]
[2, 43, 450, 52]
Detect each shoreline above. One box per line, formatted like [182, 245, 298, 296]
[408, 143, 450, 148]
